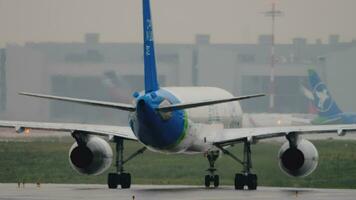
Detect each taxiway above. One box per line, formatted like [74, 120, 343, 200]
[0, 184, 355, 200]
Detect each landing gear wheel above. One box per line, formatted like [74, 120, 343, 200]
[204, 175, 211, 187]
[204, 175, 219, 188]
[247, 174, 257, 190]
[205, 151, 220, 188]
[213, 175, 219, 187]
[108, 173, 119, 189]
[120, 173, 131, 189]
[234, 173, 257, 190]
[107, 137, 146, 189]
[234, 173, 244, 190]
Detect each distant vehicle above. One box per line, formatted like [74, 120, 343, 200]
[1, 0, 356, 191]
[301, 69, 356, 125]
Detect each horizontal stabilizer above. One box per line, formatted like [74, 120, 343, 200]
[19, 92, 136, 112]
[157, 93, 265, 112]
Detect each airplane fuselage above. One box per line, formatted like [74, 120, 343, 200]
[312, 113, 356, 125]
[129, 87, 243, 154]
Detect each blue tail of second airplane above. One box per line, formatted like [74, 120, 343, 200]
[143, 0, 159, 93]
[307, 69, 342, 118]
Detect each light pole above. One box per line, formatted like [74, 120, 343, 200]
[264, 2, 283, 112]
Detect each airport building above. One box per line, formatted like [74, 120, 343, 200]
[1, 33, 356, 123]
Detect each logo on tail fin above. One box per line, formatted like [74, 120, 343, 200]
[313, 83, 332, 112]
[145, 19, 153, 42]
[145, 19, 154, 56]
[306, 69, 342, 117]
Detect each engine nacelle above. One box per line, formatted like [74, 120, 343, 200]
[69, 136, 113, 175]
[278, 138, 318, 177]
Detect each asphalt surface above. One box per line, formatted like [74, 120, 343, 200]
[1, 184, 355, 200]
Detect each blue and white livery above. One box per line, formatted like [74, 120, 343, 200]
[1, 0, 356, 191]
[302, 69, 356, 125]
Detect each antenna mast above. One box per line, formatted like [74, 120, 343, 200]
[264, 2, 283, 112]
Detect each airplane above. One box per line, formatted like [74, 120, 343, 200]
[301, 69, 356, 125]
[1, 0, 356, 191]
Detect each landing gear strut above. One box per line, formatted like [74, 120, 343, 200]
[234, 141, 257, 190]
[216, 140, 257, 190]
[107, 137, 146, 189]
[204, 151, 220, 188]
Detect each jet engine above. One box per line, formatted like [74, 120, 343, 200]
[278, 138, 318, 177]
[69, 136, 113, 175]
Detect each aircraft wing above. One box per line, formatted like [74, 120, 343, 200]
[19, 92, 135, 112]
[214, 124, 356, 146]
[0, 120, 137, 140]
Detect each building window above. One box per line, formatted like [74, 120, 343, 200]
[237, 54, 255, 63]
[65, 50, 104, 63]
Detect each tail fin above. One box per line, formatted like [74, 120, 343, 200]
[307, 69, 342, 117]
[143, 0, 159, 93]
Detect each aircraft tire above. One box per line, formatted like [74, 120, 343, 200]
[108, 173, 119, 189]
[204, 175, 211, 187]
[247, 174, 257, 190]
[213, 175, 219, 188]
[120, 173, 131, 189]
[234, 174, 244, 190]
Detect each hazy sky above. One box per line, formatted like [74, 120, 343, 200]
[0, 0, 355, 47]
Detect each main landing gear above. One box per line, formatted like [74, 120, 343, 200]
[108, 137, 147, 189]
[215, 140, 258, 190]
[204, 151, 220, 188]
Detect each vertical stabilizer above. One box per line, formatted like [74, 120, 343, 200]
[143, 0, 159, 93]
[307, 69, 342, 117]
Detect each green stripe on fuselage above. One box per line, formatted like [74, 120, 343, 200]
[163, 111, 188, 150]
[311, 116, 343, 125]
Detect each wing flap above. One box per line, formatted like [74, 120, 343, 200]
[214, 124, 356, 146]
[0, 120, 137, 140]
